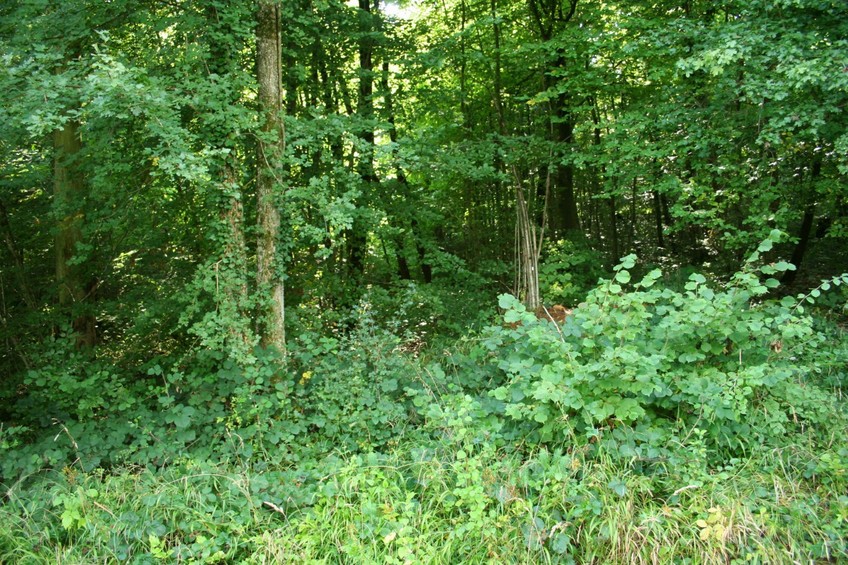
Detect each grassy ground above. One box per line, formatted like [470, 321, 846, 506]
[3, 275, 847, 563]
[1, 425, 846, 564]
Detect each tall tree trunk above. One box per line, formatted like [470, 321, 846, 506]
[383, 61, 412, 281]
[653, 190, 665, 248]
[782, 158, 821, 285]
[381, 61, 432, 282]
[552, 94, 581, 235]
[628, 177, 638, 254]
[493, 0, 545, 308]
[54, 120, 95, 348]
[218, 163, 251, 349]
[348, 0, 378, 282]
[527, 0, 580, 237]
[256, 0, 285, 350]
[459, 0, 469, 129]
[490, 0, 505, 132]
[205, 1, 251, 352]
[609, 194, 619, 262]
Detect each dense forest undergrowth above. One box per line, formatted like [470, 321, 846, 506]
[2, 250, 847, 563]
[2, 0, 848, 562]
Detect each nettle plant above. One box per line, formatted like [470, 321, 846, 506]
[485, 232, 846, 450]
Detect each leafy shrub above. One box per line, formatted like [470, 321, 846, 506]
[19, 331, 140, 426]
[348, 283, 447, 346]
[2, 343, 289, 480]
[287, 314, 419, 453]
[539, 238, 605, 307]
[486, 243, 847, 452]
[354, 260, 495, 340]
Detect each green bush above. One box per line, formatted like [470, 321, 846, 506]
[486, 247, 847, 452]
[287, 316, 419, 453]
[539, 238, 605, 307]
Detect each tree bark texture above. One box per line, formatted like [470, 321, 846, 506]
[347, 0, 378, 282]
[527, 0, 581, 237]
[256, 0, 286, 350]
[54, 120, 96, 348]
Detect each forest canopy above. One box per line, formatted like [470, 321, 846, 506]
[1, 0, 847, 562]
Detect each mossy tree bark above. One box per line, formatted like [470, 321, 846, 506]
[256, 0, 286, 350]
[54, 119, 96, 348]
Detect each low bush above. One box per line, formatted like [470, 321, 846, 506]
[1, 426, 845, 563]
[484, 246, 848, 454]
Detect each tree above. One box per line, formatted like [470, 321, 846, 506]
[54, 116, 96, 347]
[256, 0, 286, 349]
[527, 0, 581, 236]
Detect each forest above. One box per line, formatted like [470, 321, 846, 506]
[1, 0, 847, 562]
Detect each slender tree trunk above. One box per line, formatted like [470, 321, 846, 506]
[552, 94, 581, 234]
[256, 0, 286, 350]
[490, 0, 504, 131]
[492, 0, 546, 308]
[782, 158, 821, 285]
[381, 61, 431, 282]
[318, 45, 345, 162]
[459, 0, 469, 129]
[357, 0, 376, 178]
[660, 193, 673, 251]
[54, 119, 96, 348]
[628, 177, 638, 254]
[382, 59, 412, 281]
[653, 190, 665, 248]
[0, 198, 36, 309]
[781, 205, 815, 286]
[347, 0, 378, 283]
[527, 0, 580, 237]
[204, 1, 252, 352]
[609, 194, 619, 262]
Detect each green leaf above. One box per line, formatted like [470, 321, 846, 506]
[607, 478, 627, 497]
[638, 269, 662, 288]
[172, 406, 196, 429]
[690, 273, 707, 285]
[381, 378, 398, 392]
[550, 532, 571, 554]
[504, 309, 524, 324]
[620, 255, 637, 269]
[498, 294, 522, 311]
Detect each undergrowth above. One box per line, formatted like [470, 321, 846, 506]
[1, 426, 845, 563]
[2, 244, 847, 563]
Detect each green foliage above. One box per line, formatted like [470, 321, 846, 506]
[1, 1, 847, 562]
[286, 314, 418, 453]
[539, 239, 605, 306]
[21, 331, 139, 425]
[487, 248, 847, 451]
[1, 426, 846, 563]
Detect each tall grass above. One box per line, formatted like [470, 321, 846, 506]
[2, 427, 845, 563]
